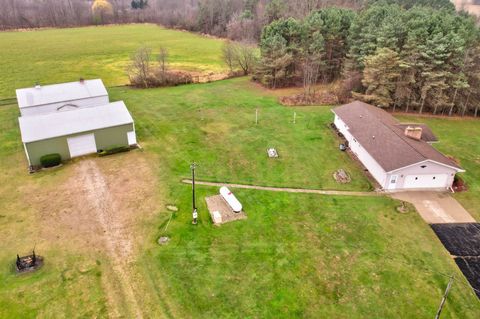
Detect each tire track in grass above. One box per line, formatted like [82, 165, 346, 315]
[78, 160, 144, 318]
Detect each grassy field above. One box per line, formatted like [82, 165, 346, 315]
[0, 24, 226, 99]
[111, 78, 372, 191]
[396, 115, 480, 221]
[0, 75, 479, 317]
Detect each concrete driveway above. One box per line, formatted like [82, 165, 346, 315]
[391, 191, 476, 224]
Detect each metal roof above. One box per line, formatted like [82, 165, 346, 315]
[16, 79, 108, 109]
[19, 101, 133, 143]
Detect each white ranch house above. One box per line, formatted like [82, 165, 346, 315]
[332, 101, 464, 191]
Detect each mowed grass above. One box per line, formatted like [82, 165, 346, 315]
[145, 186, 480, 318]
[0, 24, 226, 99]
[0, 73, 479, 316]
[396, 115, 480, 221]
[110, 78, 372, 191]
[110, 78, 477, 317]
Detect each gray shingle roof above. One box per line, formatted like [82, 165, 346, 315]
[333, 101, 462, 172]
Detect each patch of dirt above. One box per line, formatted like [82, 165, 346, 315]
[25, 153, 159, 318]
[279, 92, 339, 106]
[188, 70, 233, 83]
[333, 169, 351, 184]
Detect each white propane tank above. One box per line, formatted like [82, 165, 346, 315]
[220, 186, 243, 213]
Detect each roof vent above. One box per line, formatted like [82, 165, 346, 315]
[404, 126, 422, 141]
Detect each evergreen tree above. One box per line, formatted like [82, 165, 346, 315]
[358, 48, 401, 108]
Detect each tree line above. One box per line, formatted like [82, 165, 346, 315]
[255, 2, 480, 116]
[0, 1, 384, 35]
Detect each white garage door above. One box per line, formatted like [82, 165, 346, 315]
[404, 174, 448, 189]
[67, 133, 97, 158]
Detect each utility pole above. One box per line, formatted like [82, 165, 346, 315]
[435, 276, 454, 319]
[190, 162, 198, 225]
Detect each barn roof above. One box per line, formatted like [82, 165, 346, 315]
[19, 101, 133, 143]
[16, 79, 108, 109]
[333, 101, 462, 172]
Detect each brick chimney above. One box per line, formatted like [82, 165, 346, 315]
[404, 126, 422, 140]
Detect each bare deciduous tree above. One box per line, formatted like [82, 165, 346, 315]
[128, 46, 152, 88]
[222, 41, 237, 73]
[222, 41, 258, 75]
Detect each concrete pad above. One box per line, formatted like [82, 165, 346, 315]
[205, 195, 247, 225]
[391, 191, 476, 224]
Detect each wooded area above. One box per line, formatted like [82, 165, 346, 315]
[2, 0, 479, 116]
[255, 2, 480, 116]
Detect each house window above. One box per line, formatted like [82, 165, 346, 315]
[433, 176, 436, 180]
[390, 175, 398, 184]
[415, 177, 418, 180]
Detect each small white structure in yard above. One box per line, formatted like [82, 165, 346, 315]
[220, 186, 243, 213]
[332, 101, 464, 191]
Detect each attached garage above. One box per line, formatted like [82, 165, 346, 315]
[404, 174, 448, 189]
[19, 101, 136, 167]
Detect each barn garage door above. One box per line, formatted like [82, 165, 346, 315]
[404, 174, 448, 189]
[67, 133, 97, 158]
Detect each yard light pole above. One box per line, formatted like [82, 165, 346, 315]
[191, 162, 198, 225]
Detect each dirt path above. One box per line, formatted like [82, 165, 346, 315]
[182, 179, 379, 196]
[391, 191, 476, 224]
[28, 154, 162, 318]
[78, 160, 143, 318]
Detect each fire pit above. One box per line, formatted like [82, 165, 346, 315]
[16, 250, 43, 273]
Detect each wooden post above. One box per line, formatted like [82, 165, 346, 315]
[293, 111, 296, 124]
[435, 276, 454, 319]
[255, 108, 258, 125]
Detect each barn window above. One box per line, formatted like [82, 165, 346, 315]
[420, 165, 427, 168]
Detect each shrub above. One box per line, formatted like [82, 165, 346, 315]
[40, 153, 61, 168]
[98, 145, 130, 156]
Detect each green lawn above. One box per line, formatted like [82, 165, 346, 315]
[396, 115, 480, 221]
[0, 41, 479, 316]
[110, 78, 372, 192]
[0, 24, 226, 99]
[146, 186, 479, 318]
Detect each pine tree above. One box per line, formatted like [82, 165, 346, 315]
[358, 48, 402, 108]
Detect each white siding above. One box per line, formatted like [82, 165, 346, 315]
[386, 161, 457, 190]
[334, 114, 387, 188]
[20, 95, 109, 117]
